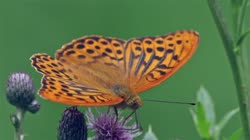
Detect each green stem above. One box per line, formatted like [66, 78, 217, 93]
[207, 0, 250, 139]
[14, 108, 25, 140]
[237, 0, 249, 90]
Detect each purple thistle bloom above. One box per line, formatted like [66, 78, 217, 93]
[86, 108, 142, 140]
[6, 72, 35, 109]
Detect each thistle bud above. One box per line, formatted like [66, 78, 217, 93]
[58, 106, 87, 140]
[27, 100, 41, 114]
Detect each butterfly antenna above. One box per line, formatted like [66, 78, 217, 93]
[143, 99, 196, 106]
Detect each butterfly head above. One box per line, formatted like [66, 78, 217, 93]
[111, 85, 142, 110]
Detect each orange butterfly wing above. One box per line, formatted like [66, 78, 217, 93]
[31, 53, 123, 106]
[55, 36, 129, 90]
[31, 30, 199, 107]
[123, 30, 199, 93]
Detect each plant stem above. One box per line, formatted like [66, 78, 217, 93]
[207, 0, 250, 139]
[237, 0, 248, 37]
[237, 0, 249, 89]
[15, 108, 25, 140]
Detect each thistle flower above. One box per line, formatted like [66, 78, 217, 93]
[58, 106, 87, 140]
[6, 72, 40, 140]
[86, 108, 142, 140]
[6, 72, 35, 109]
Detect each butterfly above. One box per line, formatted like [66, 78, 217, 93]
[31, 30, 199, 110]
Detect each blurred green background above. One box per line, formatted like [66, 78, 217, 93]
[1, 0, 249, 139]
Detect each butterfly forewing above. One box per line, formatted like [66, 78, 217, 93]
[55, 36, 128, 88]
[124, 30, 199, 93]
[56, 36, 126, 68]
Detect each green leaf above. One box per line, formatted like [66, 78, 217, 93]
[143, 125, 158, 140]
[223, 128, 242, 140]
[228, 128, 242, 140]
[197, 86, 216, 129]
[237, 30, 250, 46]
[216, 108, 239, 132]
[190, 102, 211, 138]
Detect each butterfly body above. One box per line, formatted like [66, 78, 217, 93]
[31, 30, 199, 110]
[110, 85, 142, 110]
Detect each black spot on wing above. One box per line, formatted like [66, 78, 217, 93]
[66, 50, 75, 56]
[95, 45, 100, 49]
[101, 41, 108, 45]
[156, 40, 163, 44]
[176, 40, 182, 44]
[89, 95, 97, 102]
[105, 48, 112, 53]
[78, 55, 86, 59]
[77, 44, 85, 49]
[87, 40, 94, 44]
[76, 97, 87, 101]
[96, 96, 105, 102]
[146, 48, 153, 53]
[87, 49, 94, 54]
[91, 36, 100, 41]
[67, 93, 73, 97]
[146, 73, 158, 81]
[116, 50, 122, 54]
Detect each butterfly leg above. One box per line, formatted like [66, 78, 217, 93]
[122, 109, 135, 125]
[113, 106, 119, 125]
[134, 110, 143, 131]
[122, 109, 143, 131]
[106, 106, 111, 114]
[110, 106, 119, 140]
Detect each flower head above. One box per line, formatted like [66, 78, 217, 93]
[86, 108, 142, 140]
[6, 72, 35, 109]
[58, 106, 87, 140]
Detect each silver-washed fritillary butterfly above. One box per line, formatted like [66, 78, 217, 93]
[31, 30, 199, 110]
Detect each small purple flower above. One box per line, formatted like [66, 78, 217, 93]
[6, 72, 35, 109]
[86, 108, 142, 140]
[58, 106, 87, 140]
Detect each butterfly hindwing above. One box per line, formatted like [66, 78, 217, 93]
[30, 53, 123, 106]
[124, 30, 199, 93]
[31, 53, 73, 80]
[40, 76, 123, 106]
